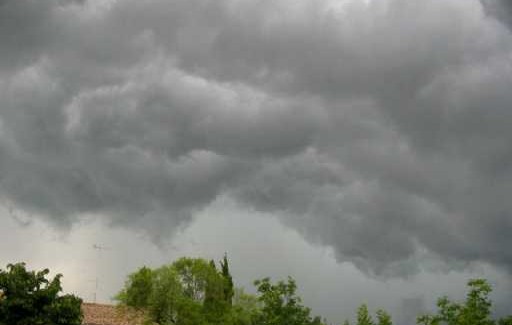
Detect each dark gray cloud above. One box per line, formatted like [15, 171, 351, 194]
[1, 0, 512, 277]
[481, 0, 512, 28]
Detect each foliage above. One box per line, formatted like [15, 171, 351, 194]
[357, 304, 374, 325]
[376, 309, 392, 325]
[220, 254, 235, 307]
[230, 288, 261, 325]
[253, 276, 323, 325]
[116, 257, 233, 325]
[417, 279, 511, 325]
[148, 265, 182, 325]
[498, 316, 512, 325]
[347, 303, 394, 325]
[116, 266, 153, 309]
[172, 258, 218, 302]
[0, 262, 82, 325]
[116, 257, 512, 325]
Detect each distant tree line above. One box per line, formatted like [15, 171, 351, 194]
[115, 256, 512, 325]
[1, 258, 511, 325]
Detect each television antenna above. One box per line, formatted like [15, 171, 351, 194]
[91, 244, 110, 303]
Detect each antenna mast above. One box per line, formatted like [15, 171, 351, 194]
[92, 244, 110, 303]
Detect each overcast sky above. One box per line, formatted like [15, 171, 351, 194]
[1, 0, 512, 323]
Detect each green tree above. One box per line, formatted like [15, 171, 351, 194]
[357, 304, 374, 325]
[417, 278, 510, 325]
[376, 309, 392, 325]
[229, 288, 261, 325]
[115, 266, 153, 309]
[0, 262, 82, 325]
[116, 257, 229, 325]
[171, 257, 226, 324]
[148, 265, 182, 325]
[220, 254, 234, 307]
[203, 260, 227, 325]
[203, 260, 219, 314]
[499, 316, 512, 325]
[254, 276, 322, 325]
[172, 257, 219, 303]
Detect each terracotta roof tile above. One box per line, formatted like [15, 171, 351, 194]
[82, 303, 149, 325]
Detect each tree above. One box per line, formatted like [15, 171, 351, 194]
[499, 316, 512, 325]
[148, 265, 183, 325]
[116, 257, 229, 325]
[253, 276, 323, 325]
[417, 278, 510, 325]
[220, 254, 234, 307]
[376, 309, 392, 325]
[357, 304, 374, 325]
[172, 257, 220, 303]
[0, 262, 83, 325]
[203, 260, 228, 325]
[229, 288, 261, 325]
[115, 266, 153, 309]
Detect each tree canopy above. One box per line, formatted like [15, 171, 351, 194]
[116, 256, 238, 325]
[253, 276, 322, 325]
[115, 257, 511, 325]
[417, 279, 510, 325]
[116, 257, 323, 325]
[0, 262, 82, 325]
[3, 256, 511, 325]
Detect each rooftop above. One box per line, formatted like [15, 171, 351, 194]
[82, 303, 148, 325]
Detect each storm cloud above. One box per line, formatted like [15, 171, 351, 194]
[1, 0, 512, 277]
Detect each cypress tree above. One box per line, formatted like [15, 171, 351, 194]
[220, 254, 234, 307]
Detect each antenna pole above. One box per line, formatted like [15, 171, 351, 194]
[92, 244, 110, 303]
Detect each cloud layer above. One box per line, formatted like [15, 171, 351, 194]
[1, 0, 512, 276]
